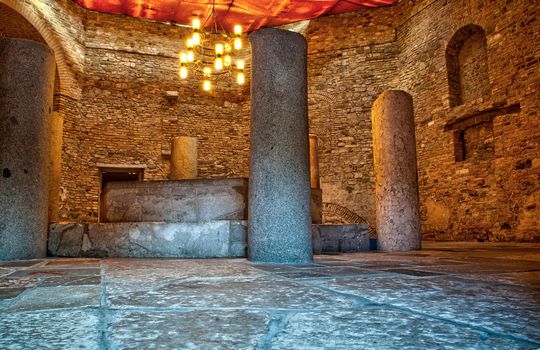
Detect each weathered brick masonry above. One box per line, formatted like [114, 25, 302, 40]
[1, 0, 538, 241]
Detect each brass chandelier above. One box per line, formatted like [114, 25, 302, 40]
[177, 2, 246, 92]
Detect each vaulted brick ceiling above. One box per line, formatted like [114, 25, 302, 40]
[73, 0, 396, 32]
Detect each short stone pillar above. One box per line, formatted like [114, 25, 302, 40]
[371, 90, 421, 251]
[248, 28, 312, 263]
[0, 39, 56, 260]
[309, 134, 322, 224]
[170, 136, 197, 180]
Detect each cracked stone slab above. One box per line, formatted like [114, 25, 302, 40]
[317, 275, 540, 343]
[109, 310, 269, 349]
[4, 285, 101, 312]
[107, 277, 355, 309]
[37, 275, 101, 287]
[103, 259, 266, 294]
[270, 308, 538, 350]
[0, 309, 99, 349]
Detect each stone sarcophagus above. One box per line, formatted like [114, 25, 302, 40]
[100, 178, 248, 223]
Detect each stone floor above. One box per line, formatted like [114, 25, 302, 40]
[1, 242, 539, 349]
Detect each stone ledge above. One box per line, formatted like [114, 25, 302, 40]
[48, 222, 370, 258]
[48, 221, 248, 258]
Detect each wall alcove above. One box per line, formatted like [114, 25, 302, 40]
[446, 24, 491, 108]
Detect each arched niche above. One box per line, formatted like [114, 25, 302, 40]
[446, 24, 491, 107]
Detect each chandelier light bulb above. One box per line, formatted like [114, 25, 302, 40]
[192, 32, 201, 46]
[215, 43, 224, 55]
[203, 79, 211, 91]
[234, 37, 242, 50]
[186, 38, 194, 48]
[234, 25, 242, 35]
[187, 50, 194, 62]
[237, 72, 245, 85]
[236, 60, 245, 70]
[215, 57, 223, 70]
[179, 66, 188, 79]
[192, 18, 201, 30]
[203, 67, 212, 76]
[179, 52, 188, 64]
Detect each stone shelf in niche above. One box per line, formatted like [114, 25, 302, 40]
[444, 100, 521, 131]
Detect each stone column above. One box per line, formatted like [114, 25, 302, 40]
[170, 136, 197, 180]
[248, 28, 312, 263]
[48, 111, 63, 223]
[0, 39, 56, 260]
[372, 90, 420, 251]
[309, 134, 322, 224]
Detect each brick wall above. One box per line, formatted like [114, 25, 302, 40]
[3, 0, 539, 241]
[395, 0, 540, 241]
[61, 11, 251, 221]
[304, 0, 539, 241]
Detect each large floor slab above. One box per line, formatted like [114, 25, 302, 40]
[0, 242, 539, 349]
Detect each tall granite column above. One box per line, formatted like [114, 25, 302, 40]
[0, 39, 56, 260]
[170, 136, 198, 180]
[371, 90, 421, 251]
[248, 28, 312, 263]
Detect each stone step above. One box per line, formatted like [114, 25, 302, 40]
[48, 221, 247, 259]
[48, 222, 369, 258]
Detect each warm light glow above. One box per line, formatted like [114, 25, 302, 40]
[179, 52, 188, 63]
[215, 57, 223, 70]
[234, 37, 242, 50]
[234, 25, 242, 35]
[187, 50, 194, 62]
[224, 54, 232, 66]
[215, 43, 224, 55]
[203, 67, 212, 76]
[192, 18, 201, 30]
[192, 32, 201, 45]
[179, 66, 188, 79]
[203, 80, 211, 91]
[237, 72, 245, 85]
[236, 60, 245, 70]
[186, 38, 194, 48]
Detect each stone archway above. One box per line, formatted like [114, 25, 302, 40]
[0, 0, 80, 100]
[0, 2, 67, 224]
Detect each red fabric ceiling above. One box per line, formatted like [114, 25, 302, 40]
[74, 0, 396, 32]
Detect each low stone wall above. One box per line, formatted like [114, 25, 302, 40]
[312, 224, 370, 254]
[48, 221, 247, 258]
[101, 178, 248, 222]
[49, 222, 369, 258]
